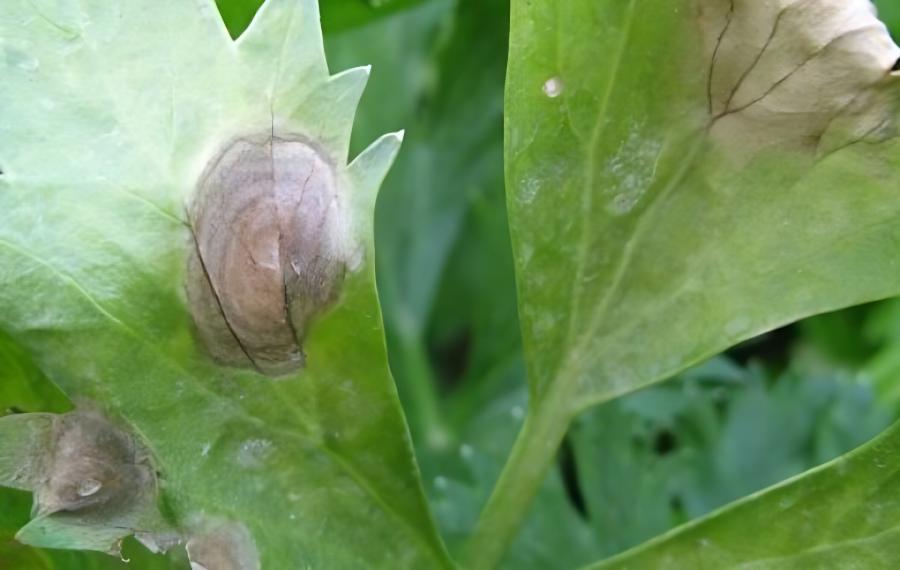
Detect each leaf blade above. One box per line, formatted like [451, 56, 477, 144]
[0, 0, 452, 566]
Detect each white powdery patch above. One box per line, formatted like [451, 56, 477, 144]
[235, 438, 275, 469]
[186, 518, 260, 570]
[601, 123, 663, 216]
[702, 0, 900, 160]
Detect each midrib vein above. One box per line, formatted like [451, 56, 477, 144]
[562, 0, 638, 364]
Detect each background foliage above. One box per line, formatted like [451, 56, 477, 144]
[2, 0, 900, 567]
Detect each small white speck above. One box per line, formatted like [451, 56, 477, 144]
[434, 476, 449, 491]
[236, 438, 274, 468]
[460, 444, 474, 460]
[543, 76, 564, 98]
[77, 479, 102, 497]
[510, 406, 525, 421]
[201, 443, 211, 457]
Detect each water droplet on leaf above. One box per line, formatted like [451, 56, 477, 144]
[543, 76, 564, 98]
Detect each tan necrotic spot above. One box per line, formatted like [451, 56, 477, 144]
[35, 411, 155, 518]
[701, 0, 900, 160]
[187, 134, 348, 377]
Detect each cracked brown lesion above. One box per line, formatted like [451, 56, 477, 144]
[186, 134, 348, 378]
[188, 225, 263, 374]
[4, 409, 173, 557]
[700, 0, 900, 162]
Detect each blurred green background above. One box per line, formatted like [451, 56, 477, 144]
[3, 0, 900, 567]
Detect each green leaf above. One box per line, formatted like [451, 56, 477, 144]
[216, 0, 428, 39]
[468, 0, 900, 565]
[0, 492, 176, 570]
[428, 366, 602, 570]
[571, 358, 893, 562]
[320, 0, 429, 34]
[325, 0, 514, 454]
[0, 0, 450, 567]
[875, 0, 900, 37]
[214, 0, 263, 38]
[325, 0, 460, 450]
[590, 413, 900, 569]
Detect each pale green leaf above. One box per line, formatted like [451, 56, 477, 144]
[0, 414, 54, 491]
[0, 0, 451, 566]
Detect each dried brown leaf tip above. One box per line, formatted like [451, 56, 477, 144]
[187, 134, 351, 377]
[701, 0, 900, 160]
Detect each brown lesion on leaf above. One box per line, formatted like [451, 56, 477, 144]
[700, 0, 900, 162]
[34, 411, 156, 519]
[0, 409, 173, 556]
[186, 134, 350, 377]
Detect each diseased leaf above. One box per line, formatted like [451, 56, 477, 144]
[508, 0, 900, 415]
[468, 0, 900, 565]
[0, 335, 177, 568]
[0, 0, 451, 567]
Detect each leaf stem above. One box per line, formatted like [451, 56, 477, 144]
[463, 378, 574, 569]
[395, 331, 452, 450]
